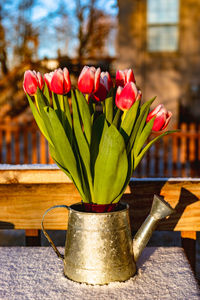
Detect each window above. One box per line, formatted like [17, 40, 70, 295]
[147, 0, 179, 52]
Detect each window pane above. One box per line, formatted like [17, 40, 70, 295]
[147, 25, 178, 51]
[147, 0, 179, 24]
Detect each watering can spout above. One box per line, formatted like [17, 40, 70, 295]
[132, 194, 175, 262]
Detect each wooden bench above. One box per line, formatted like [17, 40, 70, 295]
[0, 166, 199, 276]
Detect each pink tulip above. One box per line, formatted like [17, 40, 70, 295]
[116, 69, 136, 87]
[23, 70, 44, 96]
[93, 71, 113, 102]
[48, 68, 71, 94]
[44, 72, 54, 91]
[78, 66, 100, 94]
[115, 82, 141, 111]
[146, 104, 172, 131]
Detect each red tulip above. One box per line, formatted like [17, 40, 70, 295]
[49, 68, 71, 94]
[115, 82, 141, 111]
[116, 69, 136, 87]
[78, 66, 100, 94]
[93, 71, 113, 102]
[23, 70, 44, 96]
[146, 104, 172, 131]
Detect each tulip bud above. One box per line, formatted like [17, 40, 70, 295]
[146, 104, 172, 131]
[93, 71, 113, 102]
[23, 70, 44, 96]
[50, 68, 71, 95]
[116, 69, 136, 87]
[115, 82, 140, 111]
[78, 66, 100, 94]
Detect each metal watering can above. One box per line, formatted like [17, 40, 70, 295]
[42, 195, 175, 285]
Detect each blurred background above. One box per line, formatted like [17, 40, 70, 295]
[0, 0, 200, 177]
[1, 1, 200, 280]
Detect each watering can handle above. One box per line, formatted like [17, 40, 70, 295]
[41, 205, 69, 260]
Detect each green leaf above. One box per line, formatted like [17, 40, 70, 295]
[43, 106, 83, 195]
[120, 100, 140, 144]
[57, 94, 73, 143]
[36, 91, 58, 146]
[72, 139, 91, 202]
[93, 124, 128, 204]
[71, 91, 93, 201]
[36, 87, 49, 108]
[75, 90, 92, 145]
[63, 95, 72, 129]
[26, 94, 53, 146]
[43, 83, 51, 104]
[104, 96, 113, 124]
[90, 114, 106, 178]
[133, 116, 155, 157]
[112, 153, 133, 203]
[133, 130, 177, 170]
[52, 92, 62, 121]
[127, 96, 156, 153]
[112, 108, 122, 128]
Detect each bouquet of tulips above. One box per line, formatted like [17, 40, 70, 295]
[23, 66, 173, 212]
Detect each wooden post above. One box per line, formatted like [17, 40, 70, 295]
[172, 134, 178, 177]
[48, 145, 54, 164]
[198, 124, 200, 177]
[25, 229, 41, 246]
[23, 129, 29, 164]
[146, 138, 150, 176]
[155, 141, 159, 176]
[40, 133, 46, 164]
[180, 123, 187, 177]
[0, 130, 2, 163]
[32, 129, 37, 164]
[189, 123, 196, 177]
[5, 127, 12, 164]
[163, 136, 168, 177]
[15, 130, 20, 164]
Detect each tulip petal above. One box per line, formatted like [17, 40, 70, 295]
[51, 70, 64, 94]
[23, 70, 38, 95]
[116, 70, 125, 87]
[162, 111, 172, 130]
[146, 104, 163, 122]
[115, 82, 137, 111]
[94, 67, 101, 93]
[44, 73, 53, 91]
[101, 72, 113, 91]
[78, 67, 95, 94]
[152, 113, 166, 131]
[36, 72, 44, 90]
[93, 82, 108, 102]
[63, 67, 71, 94]
[126, 69, 136, 83]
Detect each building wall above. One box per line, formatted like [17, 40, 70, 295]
[116, 0, 200, 126]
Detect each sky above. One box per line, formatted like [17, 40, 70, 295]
[30, 0, 118, 58]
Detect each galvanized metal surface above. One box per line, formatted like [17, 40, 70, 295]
[133, 195, 175, 262]
[64, 203, 136, 284]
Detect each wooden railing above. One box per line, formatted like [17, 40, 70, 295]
[0, 122, 200, 177]
[0, 121, 54, 164]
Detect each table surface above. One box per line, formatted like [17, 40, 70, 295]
[0, 247, 199, 300]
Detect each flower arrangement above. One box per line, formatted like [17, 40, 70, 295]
[23, 67, 174, 212]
